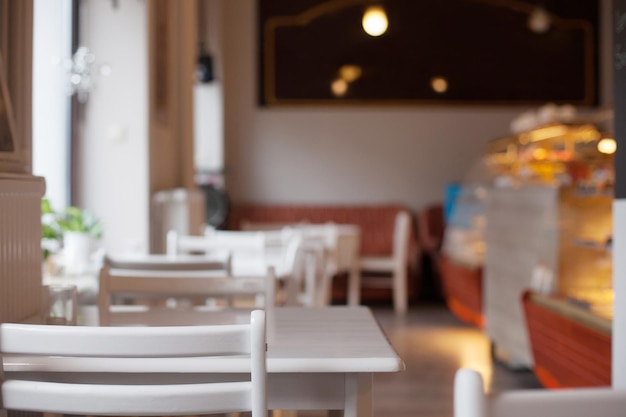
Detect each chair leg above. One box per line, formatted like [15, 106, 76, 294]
[347, 269, 361, 306]
[393, 268, 408, 315]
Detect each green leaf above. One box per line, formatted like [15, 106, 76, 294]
[41, 198, 54, 214]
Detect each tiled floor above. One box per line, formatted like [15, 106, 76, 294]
[368, 302, 543, 417]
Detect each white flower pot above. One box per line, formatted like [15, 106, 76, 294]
[63, 231, 93, 275]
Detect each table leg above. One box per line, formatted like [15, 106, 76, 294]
[344, 373, 372, 417]
[347, 266, 361, 306]
[345, 233, 361, 306]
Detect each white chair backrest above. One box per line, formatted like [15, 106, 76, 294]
[98, 266, 276, 326]
[454, 368, 626, 417]
[167, 230, 266, 259]
[240, 220, 307, 231]
[0, 310, 266, 417]
[392, 210, 412, 266]
[104, 253, 231, 272]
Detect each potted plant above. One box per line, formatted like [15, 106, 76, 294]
[56, 206, 104, 239]
[41, 198, 62, 261]
[42, 199, 103, 275]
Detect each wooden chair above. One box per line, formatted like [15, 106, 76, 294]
[98, 265, 276, 326]
[358, 210, 412, 315]
[0, 310, 267, 417]
[454, 368, 626, 417]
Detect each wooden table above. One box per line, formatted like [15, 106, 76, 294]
[3, 306, 404, 417]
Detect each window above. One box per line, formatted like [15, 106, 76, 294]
[32, 0, 73, 208]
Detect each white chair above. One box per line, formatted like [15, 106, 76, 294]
[0, 310, 266, 417]
[104, 252, 232, 272]
[167, 229, 267, 260]
[358, 210, 412, 315]
[454, 368, 626, 417]
[98, 265, 276, 326]
[238, 223, 335, 307]
[296, 224, 342, 307]
[166, 229, 312, 307]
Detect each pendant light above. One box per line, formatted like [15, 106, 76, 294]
[362, 5, 388, 37]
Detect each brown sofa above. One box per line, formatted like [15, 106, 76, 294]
[226, 203, 420, 304]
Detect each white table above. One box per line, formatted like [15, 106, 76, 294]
[295, 224, 361, 306]
[240, 223, 362, 306]
[43, 253, 232, 305]
[3, 306, 404, 417]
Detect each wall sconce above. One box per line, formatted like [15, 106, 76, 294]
[362, 6, 388, 37]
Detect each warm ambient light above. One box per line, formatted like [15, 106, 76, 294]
[532, 148, 548, 160]
[526, 125, 569, 143]
[431, 76, 448, 93]
[331, 78, 349, 97]
[332, 65, 363, 97]
[339, 65, 362, 82]
[362, 6, 388, 37]
[528, 6, 551, 33]
[597, 138, 617, 155]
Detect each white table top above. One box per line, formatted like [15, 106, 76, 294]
[3, 306, 404, 375]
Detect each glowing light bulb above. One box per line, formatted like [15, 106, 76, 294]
[362, 6, 388, 37]
[597, 138, 617, 155]
[331, 78, 348, 97]
[339, 65, 362, 82]
[431, 76, 448, 93]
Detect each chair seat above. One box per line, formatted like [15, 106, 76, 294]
[356, 210, 412, 315]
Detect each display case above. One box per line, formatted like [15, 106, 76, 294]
[481, 120, 614, 370]
[440, 161, 494, 328]
[522, 290, 611, 388]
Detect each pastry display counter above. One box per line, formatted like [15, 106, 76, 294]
[440, 107, 614, 376]
[481, 119, 614, 372]
[522, 290, 611, 388]
[440, 162, 490, 328]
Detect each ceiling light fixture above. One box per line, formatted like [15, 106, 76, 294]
[362, 6, 388, 37]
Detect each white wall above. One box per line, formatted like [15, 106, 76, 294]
[78, 0, 148, 254]
[221, 0, 612, 212]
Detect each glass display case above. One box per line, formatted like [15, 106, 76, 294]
[481, 120, 614, 368]
[441, 114, 614, 368]
[484, 121, 614, 311]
